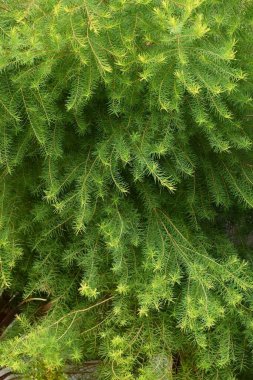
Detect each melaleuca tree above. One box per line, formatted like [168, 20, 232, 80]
[0, 0, 253, 379]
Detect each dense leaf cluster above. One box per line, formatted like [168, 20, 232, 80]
[0, 0, 253, 379]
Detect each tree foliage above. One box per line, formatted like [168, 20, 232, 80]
[0, 0, 253, 379]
